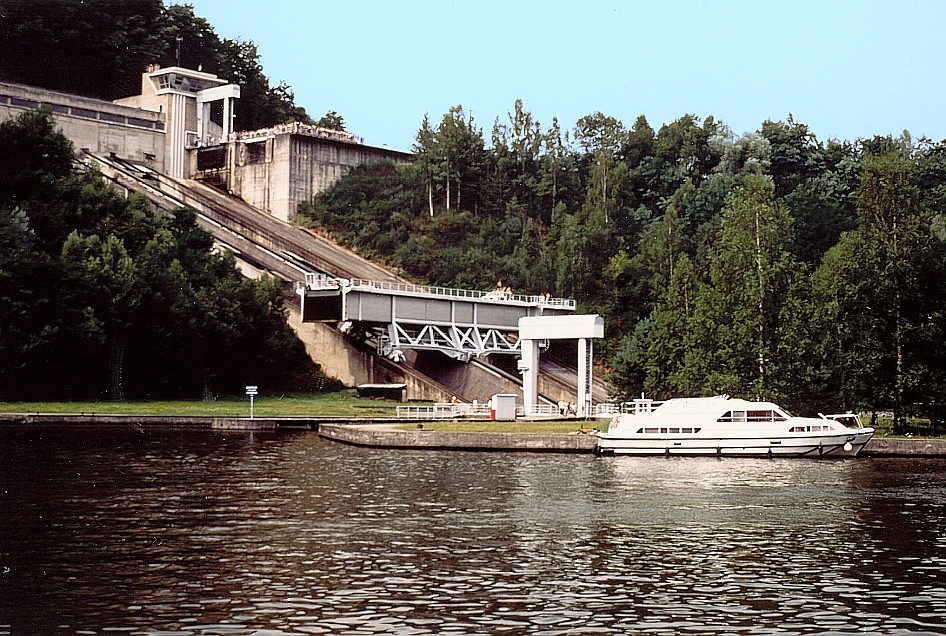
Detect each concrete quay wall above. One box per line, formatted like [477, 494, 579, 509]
[860, 437, 946, 457]
[319, 423, 600, 453]
[0, 413, 320, 430]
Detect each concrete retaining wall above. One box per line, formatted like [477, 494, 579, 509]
[319, 423, 599, 453]
[287, 309, 375, 388]
[0, 414, 308, 430]
[860, 437, 946, 457]
[1, 81, 165, 170]
[229, 132, 411, 222]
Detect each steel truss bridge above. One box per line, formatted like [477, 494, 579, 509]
[298, 274, 575, 362]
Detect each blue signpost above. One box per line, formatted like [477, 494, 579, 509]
[246, 385, 258, 418]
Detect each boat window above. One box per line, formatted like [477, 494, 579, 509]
[720, 409, 788, 422]
[637, 427, 701, 434]
[747, 410, 787, 422]
[790, 426, 810, 432]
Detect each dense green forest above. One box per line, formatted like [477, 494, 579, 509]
[0, 2, 346, 400]
[0, 0, 349, 131]
[299, 104, 946, 426]
[1, 3, 944, 424]
[0, 109, 336, 400]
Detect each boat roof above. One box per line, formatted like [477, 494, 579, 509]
[654, 396, 785, 414]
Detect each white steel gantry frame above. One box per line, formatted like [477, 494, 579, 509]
[519, 315, 604, 418]
[379, 322, 523, 362]
[301, 274, 575, 362]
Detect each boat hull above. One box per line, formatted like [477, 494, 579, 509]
[594, 431, 874, 458]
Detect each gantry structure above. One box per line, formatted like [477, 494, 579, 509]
[298, 274, 575, 363]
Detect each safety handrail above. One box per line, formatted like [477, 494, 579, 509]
[302, 273, 575, 309]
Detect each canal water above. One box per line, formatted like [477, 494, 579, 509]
[1, 426, 945, 635]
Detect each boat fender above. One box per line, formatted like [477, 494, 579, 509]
[843, 442, 853, 452]
[767, 448, 773, 459]
[818, 443, 824, 456]
[716, 447, 722, 456]
[664, 448, 670, 458]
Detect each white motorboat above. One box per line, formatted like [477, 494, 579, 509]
[594, 395, 874, 457]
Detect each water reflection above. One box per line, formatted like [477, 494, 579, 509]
[1, 426, 944, 635]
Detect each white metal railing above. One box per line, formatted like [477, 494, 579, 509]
[396, 402, 620, 420]
[302, 274, 575, 309]
[621, 399, 664, 414]
[304, 272, 342, 291]
[588, 401, 671, 417]
[230, 121, 364, 145]
[396, 404, 462, 419]
[529, 404, 560, 416]
[594, 403, 620, 417]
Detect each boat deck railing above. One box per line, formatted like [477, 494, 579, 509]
[621, 399, 664, 414]
[302, 273, 576, 309]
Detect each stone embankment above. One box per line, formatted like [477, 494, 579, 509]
[859, 437, 946, 457]
[0, 413, 332, 430]
[318, 423, 599, 453]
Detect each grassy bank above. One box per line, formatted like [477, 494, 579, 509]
[0, 391, 394, 418]
[869, 416, 945, 439]
[396, 421, 603, 434]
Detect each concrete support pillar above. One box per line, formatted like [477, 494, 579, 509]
[223, 98, 233, 140]
[167, 92, 187, 178]
[197, 102, 210, 146]
[520, 338, 539, 415]
[577, 338, 593, 417]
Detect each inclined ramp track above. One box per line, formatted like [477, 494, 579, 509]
[86, 151, 608, 405]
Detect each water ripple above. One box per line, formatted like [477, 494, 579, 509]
[1, 426, 945, 635]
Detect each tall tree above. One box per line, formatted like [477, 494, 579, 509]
[760, 115, 825, 198]
[671, 175, 811, 403]
[813, 152, 946, 426]
[413, 114, 437, 217]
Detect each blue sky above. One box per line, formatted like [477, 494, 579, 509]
[187, 0, 946, 152]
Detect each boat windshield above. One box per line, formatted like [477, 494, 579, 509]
[717, 410, 787, 422]
[824, 413, 862, 429]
